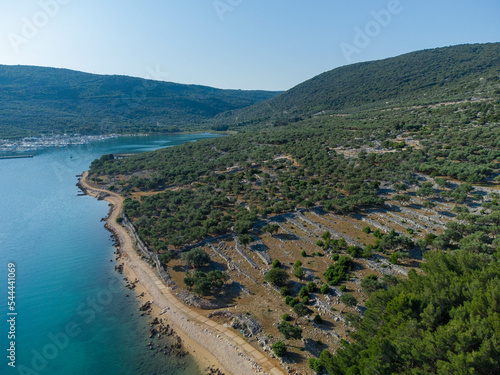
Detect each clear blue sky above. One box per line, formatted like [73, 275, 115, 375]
[0, 0, 499, 91]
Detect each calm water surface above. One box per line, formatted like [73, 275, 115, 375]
[0, 134, 222, 375]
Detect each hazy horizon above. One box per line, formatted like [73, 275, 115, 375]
[1, 1, 499, 91]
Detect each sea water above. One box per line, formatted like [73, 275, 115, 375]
[0, 134, 222, 375]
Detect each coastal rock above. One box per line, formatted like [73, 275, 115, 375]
[139, 301, 152, 312]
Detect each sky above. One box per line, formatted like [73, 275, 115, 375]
[0, 0, 499, 91]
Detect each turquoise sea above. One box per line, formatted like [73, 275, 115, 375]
[0, 134, 222, 375]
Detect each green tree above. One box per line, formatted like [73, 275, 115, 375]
[271, 341, 287, 357]
[340, 293, 357, 312]
[361, 274, 384, 294]
[321, 231, 331, 241]
[346, 245, 361, 257]
[390, 252, 399, 264]
[294, 265, 305, 279]
[271, 259, 282, 268]
[320, 284, 330, 294]
[239, 233, 254, 246]
[293, 303, 312, 319]
[264, 268, 289, 287]
[159, 251, 175, 264]
[263, 223, 280, 235]
[181, 248, 210, 268]
[299, 286, 309, 299]
[184, 270, 230, 296]
[277, 321, 302, 340]
[280, 286, 291, 297]
[309, 358, 323, 373]
[306, 281, 317, 293]
[324, 255, 353, 285]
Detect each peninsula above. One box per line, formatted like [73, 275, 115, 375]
[79, 171, 285, 375]
[85, 44, 500, 375]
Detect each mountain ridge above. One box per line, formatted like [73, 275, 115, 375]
[0, 64, 281, 138]
[216, 43, 500, 126]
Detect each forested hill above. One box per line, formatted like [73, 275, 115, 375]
[0, 65, 281, 138]
[216, 43, 500, 126]
[88, 42, 500, 374]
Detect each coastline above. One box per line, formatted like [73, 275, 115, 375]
[78, 171, 284, 375]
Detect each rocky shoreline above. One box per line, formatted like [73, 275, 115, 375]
[78, 172, 284, 375]
[77, 175, 229, 375]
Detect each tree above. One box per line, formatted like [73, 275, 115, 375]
[184, 270, 230, 296]
[239, 234, 253, 246]
[271, 341, 287, 357]
[313, 314, 323, 324]
[181, 248, 210, 268]
[280, 286, 291, 296]
[263, 223, 280, 235]
[324, 255, 353, 285]
[346, 245, 361, 257]
[393, 183, 408, 191]
[417, 182, 434, 197]
[277, 321, 302, 340]
[435, 177, 450, 188]
[390, 252, 399, 264]
[320, 284, 330, 294]
[306, 281, 317, 293]
[293, 303, 312, 319]
[159, 251, 175, 264]
[309, 358, 323, 373]
[294, 265, 305, 279]
[271, 259, 282, 268]
[299, 286, 309, 299]
[361, 274, 384, 294]
[264, 268, 289, 287]
[340, 293, 357, 312]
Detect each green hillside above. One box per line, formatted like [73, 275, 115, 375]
[217, 43, 500, 126]
[0, 65, 281, 138]
[87, 42, 500, 374]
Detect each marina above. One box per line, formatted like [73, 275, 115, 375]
[0, 134, 119, 154]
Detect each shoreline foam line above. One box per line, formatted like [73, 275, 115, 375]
[78, 171, 284, 375]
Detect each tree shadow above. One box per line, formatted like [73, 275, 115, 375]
[437, 210, 456, 218]
[199, 260, 226, 272]
[172, 265, 186, 273]
[287, 280, 306, 294]
[251, 243, 269, 252]
[282, 349, 305, 364]
[214, 281, 247, 305]
[303, 337, 328, 357]
[275, 233, 299, 241]
[315, 319, 336, 331]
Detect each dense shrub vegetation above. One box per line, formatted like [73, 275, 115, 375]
[323, 251, 500, 374]
[85, 43, 500, 373]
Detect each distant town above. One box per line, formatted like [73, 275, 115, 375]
[0, 134, 119, 154]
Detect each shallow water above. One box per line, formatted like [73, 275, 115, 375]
[0, 133, 222, 375]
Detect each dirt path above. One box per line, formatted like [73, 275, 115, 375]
[79, 172, 284, 375]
